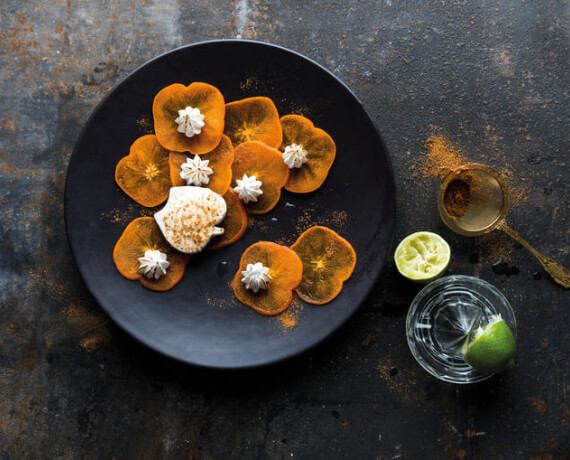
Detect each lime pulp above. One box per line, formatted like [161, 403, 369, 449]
[394, 231, 451, 283]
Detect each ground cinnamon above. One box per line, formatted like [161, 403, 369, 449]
[443, 171, 478, 218]
[444, 179, 471, 218]
[420, 134, 468, 180]
[277, 299, 302, 331]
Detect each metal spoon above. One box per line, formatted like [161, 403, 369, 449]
[437, 163, 569, 288]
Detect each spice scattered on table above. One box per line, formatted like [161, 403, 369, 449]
[420, 133, 468, 180]
[480, 232, 515, 263]
[62, 303, 111, 352]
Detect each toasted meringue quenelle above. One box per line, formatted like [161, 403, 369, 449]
[154, 186, 227, 254]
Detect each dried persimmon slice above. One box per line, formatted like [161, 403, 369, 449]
[113, 217, 189, 291]
[115, 134, 172, 207]
[208, 189, 248, 251]
[153, 82, 225, 154]
[169, 134, 234, 195]
[291, 226, 356, 304]
[279, 115, 336, 193]
[231, 141, 289, 215]
[224, 97, 282, 148]
[232, 242, 303, 316]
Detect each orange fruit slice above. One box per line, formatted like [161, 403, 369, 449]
[169, 134, 234, 195]
[113, 217, 189, 291]
[231, 141, 289, 215]
[280, 115, 336, 193]
[232, 242, 303, 316]
[291, 226, 356, 304]
[224, 97, 282, 148]
[208, 189, 248, 251]
[115, 134, 172, 207]
[153, 82, 225, 154]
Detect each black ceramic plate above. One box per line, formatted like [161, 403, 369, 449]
[65, 40, 395, 369]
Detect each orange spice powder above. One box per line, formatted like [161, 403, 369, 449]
[420, 134, 468, 180]
[278, 309, 298, 330]
[62, 303, 111, 352]
[479, 232, 515, 263]
[276, 298, 303, 332]
[415, 130, 523, 263]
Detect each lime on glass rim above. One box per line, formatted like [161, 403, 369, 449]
[394, 231, 451, 283]
[463, 315, 516, 374]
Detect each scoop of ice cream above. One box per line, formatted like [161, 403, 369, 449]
[154, 186, 226, 254]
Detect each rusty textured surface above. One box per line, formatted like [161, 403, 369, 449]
[0, 0, 568, 458]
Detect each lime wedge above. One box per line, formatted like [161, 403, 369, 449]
[463, 315, 516, 374]
[394, 231, 450, 283]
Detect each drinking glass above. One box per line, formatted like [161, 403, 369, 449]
[406, 275, 516, 384]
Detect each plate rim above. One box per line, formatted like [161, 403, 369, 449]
[64, 39, 397, 369]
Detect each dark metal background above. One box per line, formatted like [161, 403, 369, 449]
[1, 1, 568, 458]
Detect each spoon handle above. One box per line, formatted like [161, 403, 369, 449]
[498, 222, 570, 288]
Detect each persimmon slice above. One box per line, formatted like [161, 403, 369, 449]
[224, 97, 282, 148]
[153, 82, 225, 154]
[231, 141, 289, 215]
[208, 189, 248, 251]
[169, 134, 234, 195]
[115, 134, 172, 207]
[232, 242, 303, 316]
[291, 226, 356, 304]
[113, 217, 190, 291]
[280, 115, 336, 193]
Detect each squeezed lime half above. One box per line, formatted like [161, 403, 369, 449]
[394, 231, 451, 283]
[463, 315, 516, 374]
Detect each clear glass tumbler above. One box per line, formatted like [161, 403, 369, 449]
[406, 275, 516, 384]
